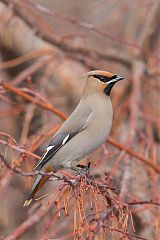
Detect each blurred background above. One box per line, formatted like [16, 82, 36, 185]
[0, 0, 160, 239]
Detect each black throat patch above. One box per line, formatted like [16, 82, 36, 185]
[104, 82, 116, 96]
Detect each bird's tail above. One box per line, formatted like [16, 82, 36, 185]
[23, 166, 55, 207]
[23, 174, 48, 207]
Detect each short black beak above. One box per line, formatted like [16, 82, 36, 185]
[115, 76, 124, 82]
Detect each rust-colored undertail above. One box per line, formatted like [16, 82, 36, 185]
[23, 166, 56, 207]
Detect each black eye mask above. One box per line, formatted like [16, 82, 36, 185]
[92, 74, 124, 96]
[93, 74, 117, 83]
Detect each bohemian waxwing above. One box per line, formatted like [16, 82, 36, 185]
[24, 70, 124, 206]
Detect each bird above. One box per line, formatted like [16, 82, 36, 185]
[23, 70, 124, 207]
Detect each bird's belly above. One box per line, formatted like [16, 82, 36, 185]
[51, 119, 112, 169]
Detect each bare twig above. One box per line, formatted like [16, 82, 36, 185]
[3, 201, 53, 240]
[1, 81, 67, 120]
[107, 137, 160, 173]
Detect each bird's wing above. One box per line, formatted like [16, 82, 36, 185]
[34, 107, 92, 170]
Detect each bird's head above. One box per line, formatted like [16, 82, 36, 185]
[83, 70, 124, 96]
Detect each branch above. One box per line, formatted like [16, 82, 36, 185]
[0, 153, 75, 183]
[0, 139, 40, 159]
[0, 48, 54, 69]
[1, 0, 132, 68]
[1, 81, 67, 120]
[23, 0, 142, 52]
[107, 137, 160, 173]
[104, 226, 148, 240]
[3, 201, 53, 240]
[1, 133, 159, 174]
[128, 200, 160, 206]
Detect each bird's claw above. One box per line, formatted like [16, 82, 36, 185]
[71, 162, 91, 176]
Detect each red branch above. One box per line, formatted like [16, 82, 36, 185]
[1, 81, 67, 120]
[3, 202, 53, 240]
[107, 137, 160, 173]
[104, 226, 148, 240]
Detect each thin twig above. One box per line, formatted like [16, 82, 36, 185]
[1, 81, 67, 120]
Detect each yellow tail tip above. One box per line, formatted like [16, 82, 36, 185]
[23, 199, 32, 207]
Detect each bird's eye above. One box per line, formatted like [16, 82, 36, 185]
[99, 76, 106, 82]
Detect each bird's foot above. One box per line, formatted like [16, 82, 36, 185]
[71, 162, 91, 176]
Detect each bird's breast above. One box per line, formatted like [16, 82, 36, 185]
[87, 96, 113, 143]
